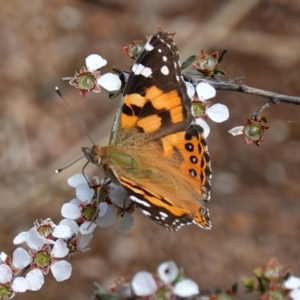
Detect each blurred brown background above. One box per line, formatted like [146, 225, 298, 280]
[1, 0, 300, 299]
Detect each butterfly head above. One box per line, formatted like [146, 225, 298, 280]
[82, 145, 106, 166]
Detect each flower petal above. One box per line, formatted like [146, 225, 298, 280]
[185, 81, 195, 99]
[98, 73, 122, 91]
[78, 233, 93, 250]
[206, 103, 229, 123]
[195, 118, 210, 138]
[0, 252, 8, 263]
[284, 276, 300, 289]
[76, 183, 94, 203]
[50, 260, 72, 282]
[61, 203, 81, 219]
[27, 228, 45, 250]
[228, 126, 244, 136]
[51, 239, 69, 258]
[12, 277, 30, 292]
[67, 174, 88, 188]
[196, 82, 216, 101]
[52, 224, 73, 239]
[173, 279, 200, 297]
[86, 54, 107, 71]
[157, 261, 178, 284]
[26, 269, 44, 291]
[109, 183, 129, 207]
[0, 264, 12, 283]
[12, 248, 31, 269]
[118, 212, 134, 233]
[98, 202, 108, 217]
[59, 219, 79, 235]
[79, 221, 97, 235]
[96, 205, 117, 228]
[290, 289, 300, 300]
[131, 271, 157, 296]
[13, 232, 28, 245]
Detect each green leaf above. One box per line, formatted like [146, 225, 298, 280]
[218, 49, 228, 63]
[181, 55, 197, 70]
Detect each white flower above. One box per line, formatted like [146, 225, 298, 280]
[25, 244, 72, 287]
[186, 81, 229, 137]
[14, 219, 57, 248]
[173, 279, 199, 297]
[157, 261, 178, 284]
[14, 227, 54, 250]
[131, 271, 157, 296]
[85, 54, 121, 91]
[63, 176, 114, 234]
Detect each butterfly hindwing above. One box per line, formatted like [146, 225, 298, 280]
[107, 121, 211, 230]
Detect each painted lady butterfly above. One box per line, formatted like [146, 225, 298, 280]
[83, 29, 212, 231]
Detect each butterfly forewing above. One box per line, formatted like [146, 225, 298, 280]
[110, 31, 193, 146]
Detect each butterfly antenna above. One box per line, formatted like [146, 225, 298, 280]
[55, 155, 85, 173]
[55, 87, 95, 145]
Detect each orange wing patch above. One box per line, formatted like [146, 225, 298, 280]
[160, 127, 211, 201]
[121, 93, 146, 128]
[121, 86, 184, 132]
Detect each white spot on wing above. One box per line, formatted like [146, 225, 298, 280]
[159, 211, 168, 218]
[141, 67, 152, 77]
[132, 63, 138, 72]
[158, 49, 162, 53]
[162, 56, 167, 61]
[133, 63, 152, 78]
[145, 40, 154, 51]
[160, 66, 169, 75]
[130, 195, 151, 207]
[140, 209, 151, 216]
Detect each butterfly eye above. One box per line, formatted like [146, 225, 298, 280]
[92, 154, 101, 165]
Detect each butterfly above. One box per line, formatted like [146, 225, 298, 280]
[83, 29, 212, 231]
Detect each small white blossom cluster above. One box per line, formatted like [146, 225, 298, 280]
[110, 261, 200, 299]
[0, 174, 133, 299]
[62, 174, 134, 234]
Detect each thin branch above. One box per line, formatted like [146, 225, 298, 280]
[197, 78, 300, 118]
[207, 80, 300, 106]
